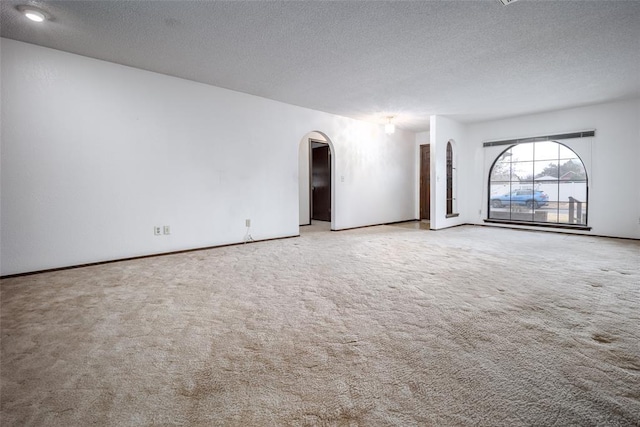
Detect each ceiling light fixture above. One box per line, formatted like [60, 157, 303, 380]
[17, 5, 48, 22]
[385, 116, 396, 135]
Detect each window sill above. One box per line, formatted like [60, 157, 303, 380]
[484, 218, 591, 231]
[446, 213, 460, 218]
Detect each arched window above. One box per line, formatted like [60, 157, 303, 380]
[446, 141, 454, 215]
[488, 141, 588, 226]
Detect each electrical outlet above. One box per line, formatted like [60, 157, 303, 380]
[154, 226, 162, 236]
[163, 225, 170, 235]
[245, 219, 251, 228]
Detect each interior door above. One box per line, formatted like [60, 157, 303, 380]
[420, 144, 430, 220]
[311, 144, 331, 222]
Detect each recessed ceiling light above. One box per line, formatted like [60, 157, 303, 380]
[17, 5, 48, 22]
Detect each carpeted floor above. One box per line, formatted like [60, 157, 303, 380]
[1, 223, 639, 426]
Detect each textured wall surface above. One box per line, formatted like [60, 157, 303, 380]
[0, 39, 415, 275]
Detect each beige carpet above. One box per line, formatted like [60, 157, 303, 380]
[1, 223, 639, 426]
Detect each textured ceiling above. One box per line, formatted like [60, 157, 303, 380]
[1, 0, 639, 132]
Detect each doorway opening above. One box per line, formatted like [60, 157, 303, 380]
[311, 141, 331, 222]
[419, 144, 430, 221]
[298, 131, 335, 230]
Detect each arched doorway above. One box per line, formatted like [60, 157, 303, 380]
[298, 131, 336, 230]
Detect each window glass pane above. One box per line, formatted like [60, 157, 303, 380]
[489, 184, 510, 220]
[514, 187, 538, 209]
[446, 142, 453, 215]
[490, 161, 511, 182]
[534, 141, 558, 161]
[544, 200, 560, 223]
[557, 200, 571, 223]
[559, 144, 575, 160]
[490, 183, 510, 198]
[490, 183, 511, 200]
[488, 208, 506, 220]
[575, 202, 587, 225]
[511, 161, 533, 181]
[534, 160, 559, 179]
[536, 182, 558, 201]
[559, 181, 587, 202]
[496, 148, 514, 162]
[559, 158, 587, 181]
[510, 203, 533, 222]
[517, 188, 534, 197]
[563, 199, 587, 225]
[511, 143, 533, 161]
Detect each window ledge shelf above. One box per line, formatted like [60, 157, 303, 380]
[446, 213, 460, 218]
[484, 218, 591, 231]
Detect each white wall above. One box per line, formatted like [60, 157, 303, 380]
[0, 39, 416, 275]
[462, 98, 640, 239]
[333, 123, 416, 228]
[429, 116, 467, 230]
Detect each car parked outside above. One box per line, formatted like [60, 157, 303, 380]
[491, 189, 549, 209]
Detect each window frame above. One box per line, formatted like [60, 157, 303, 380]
[485, 140, 591, 230]
[446, 141, 454, 216]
